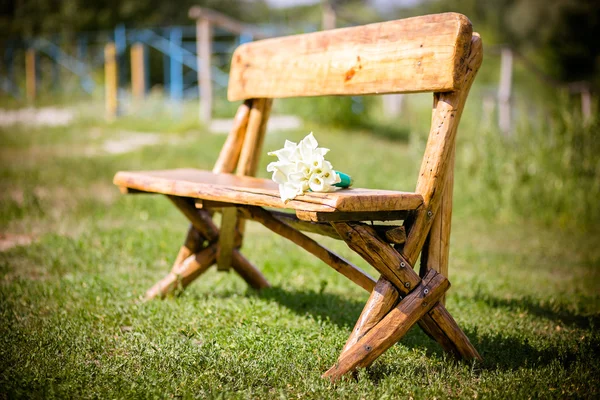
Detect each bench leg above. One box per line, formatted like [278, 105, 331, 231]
[340, 277, 399, 355]
[145, 244, 218, 299]
[323, 269, 448, 380]
[327, 222, 480, 378]
[145, 197, 270, 299]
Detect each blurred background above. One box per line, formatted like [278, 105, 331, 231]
[1, 0, 598, 229]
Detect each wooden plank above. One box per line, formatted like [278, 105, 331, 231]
[403, 33, 482, 265]
[296, 210, 410, 222]
[239, 206, 376, 292]
[332, 223, 420, 293]
[341, 277, 399, 354]
[323, 269, 449, 379]
[113, 169, 424, 213]
[228, 13, 472, 101]
[268, 210, 406, 243]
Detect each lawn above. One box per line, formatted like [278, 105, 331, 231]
[1, 105, 599, 399]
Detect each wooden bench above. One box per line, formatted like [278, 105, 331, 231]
[114, 12, 483, 379]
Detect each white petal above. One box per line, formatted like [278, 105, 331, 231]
[309, 174, 326, 192]
[271, 170, 287, 184]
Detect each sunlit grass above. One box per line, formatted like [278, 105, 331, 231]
[0, 100, 599, 398]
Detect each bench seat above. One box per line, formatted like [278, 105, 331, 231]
[114, 168, 424, 214]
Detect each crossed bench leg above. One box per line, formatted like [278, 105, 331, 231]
[143, 199, 481, 379]
[322, 222, 481, 379]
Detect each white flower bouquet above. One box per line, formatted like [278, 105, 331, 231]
[266, 133, 352, 202]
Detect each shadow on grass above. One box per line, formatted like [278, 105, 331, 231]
[252, 285, 599, 374]
[255, 286, 364, 329]
[468, 292, 600, 330]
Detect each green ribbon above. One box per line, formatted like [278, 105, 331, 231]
[334, 171, 353, 188]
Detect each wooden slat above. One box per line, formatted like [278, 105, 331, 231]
[296, 210, 410, 222]
[228, 13, 472, 101]
[113, 169, 424, 213]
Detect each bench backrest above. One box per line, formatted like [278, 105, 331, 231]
[228, 13, 473, 101]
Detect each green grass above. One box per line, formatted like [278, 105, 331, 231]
[1, 103, 599, 399]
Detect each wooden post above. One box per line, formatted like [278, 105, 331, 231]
[581, 85, 592, 124]
[25, 48, 36, 103]
[130, 43, 146, 100]
[104, 43, 118, 120]
[382, 94, 404, 118]
[322, 0, 336, 30]
[197, 17, 213, 124]
[498, 47, 513, 136]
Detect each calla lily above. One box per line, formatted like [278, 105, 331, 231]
[266, 132, 346, 202]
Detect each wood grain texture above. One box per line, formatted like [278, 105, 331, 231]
[332, 223, 420, 293]
[213, 100, 252, 174]
[228, 13, 472, 101]
[167, 196, 218, 242]
[403, 33, 482, 265]
[114, 169, 424, 213]
[239, 206, 376, 292]
[267, 210, 406, 243]
[323, 269, 449, 379]
[418, 303, 482, 361]
[296, 210, 411, 222]
[341, 277, 399, 354]
[145, 244, 218, 299]
[171, 226, 203, 273]
[216, 207, 237, 271]
[236, 98, 273, 177]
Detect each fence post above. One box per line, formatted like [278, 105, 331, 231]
[105, 43, 118, 120]
[498, 47, 513, 136]
[25, 48, 36, 103]
[322, 0, 336, 30]
[131, 43, 146, 100]
[169, 28, 183, 106]
[581, 85, 592, 124]
[197, 17, 212, 124]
